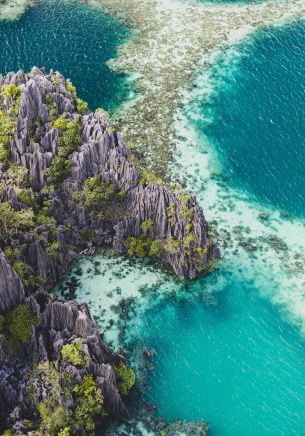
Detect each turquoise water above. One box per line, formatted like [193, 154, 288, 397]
[136, 270, 305, 435]
[203, 23, 305, 217]
[29, 3, 305, 434]
[0, 0, 129, 111]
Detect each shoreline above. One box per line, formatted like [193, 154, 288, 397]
[84, 0, 305, 334]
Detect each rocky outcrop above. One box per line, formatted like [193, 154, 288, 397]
[0, 68, 218, 432]
[0, 67, 217, 283]
[0, 250, 25, 313]
[0, 251, 128, 432]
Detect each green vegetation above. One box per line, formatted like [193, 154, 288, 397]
[0, 202, 34, 241]
[6, 163, 28, 186]
[28, 362, 104, 434]
[61, 339, 89, 367]
[0, 111, 16, 162]
[46, 156, 73, 186]
[75, 98, 88, 114]
[66, 79, 76, 96]
[45, 92, 57, 121]
[56, 116, 82, 157]
[112, 362, 135, 396]
[73, 374, 104, 431]
[45, 240, 62, 258]
[17, 189, 36, 207]
[126, 236, 152, 256]
[1, 304, 39, 343]
[1, 84, 20, 102]
[73, 176, 124, 221]
[140, 218, 154, 234]
[139, 169, 163, 185]
[35, 212, 57, 226]
[46, 115, 82, 185]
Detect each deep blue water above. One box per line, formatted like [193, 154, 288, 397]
[0, 0, 130, 111]
[203, 23, 305, 217]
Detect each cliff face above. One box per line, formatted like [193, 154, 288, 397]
[0, 250, 128, 433]
[0, 68, 218, 432]
[0, 67, 218, 285]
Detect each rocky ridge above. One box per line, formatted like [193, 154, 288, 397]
[0, 68, 218, 433]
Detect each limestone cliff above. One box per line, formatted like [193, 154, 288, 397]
[0, 67, 218, 433]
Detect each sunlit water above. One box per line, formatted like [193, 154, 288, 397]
[0, 0, 130, 111]
[19, 3, 304, 434]
[203, 23, 305, 217]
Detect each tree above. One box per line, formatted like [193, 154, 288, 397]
[0, 202, 34, 241]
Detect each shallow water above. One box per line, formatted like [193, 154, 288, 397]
[203, 23, 305, 217]
[55, 19, 305, 435]
[0, 0, 130, 111]
[139, 270, 305, 436]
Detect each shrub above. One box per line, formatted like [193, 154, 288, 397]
[112, 362, 135, 396]
[140, 218, 154, 234]
[139, 170, 163, 185]
[66, 79, 76, 96]
[57, 116, 82, 157]
[6, 163, 28, 186]
[0, 111, 16, 162]
[126, 236, 152, 257]
[73, 374, 104, 431]
[61, 339, 89, 367]
[84, 177, 116, 210]
[46, 156, 73, 185]
[18, 189, 36, 207]
[6, 304, 39, 343]
[0, 202, 34, 241]
[53, 115, 70, 130]
[1, 84, 20, 102]
[45, 92, 57, 120]
[75, 98, 88, 114]
[38, 401, 70, 435]
[35, 213, 57, 227]
[45, 240, 62, 258]
[149, 239, 163, 257]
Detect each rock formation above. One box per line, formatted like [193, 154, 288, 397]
[0, 67, 218, 433]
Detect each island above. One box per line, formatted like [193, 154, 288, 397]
[0, 68, 217, 434]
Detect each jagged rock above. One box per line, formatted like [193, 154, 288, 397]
[0, 68, 217, 282]
[0, 250, 25, 313]
[0, 68, 218, 433]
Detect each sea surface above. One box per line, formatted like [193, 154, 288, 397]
[3, 1, 305, 435]
[203, 23, 305, 217]
[0, 0, 130, 111]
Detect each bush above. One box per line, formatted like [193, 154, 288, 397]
[149, 239, 163, 257]
[6, 163, 28, 186]
[126, 236, 152, 257]
[17, 189, 36, 207]
[66, 79, 76, 96]
[140, 170, 163, 186]
[140, 218, 154, 234]
[0, 111, 16, 162]
[57, 116, 82, 158]
[75, 98, 88, 114]
[53, 115, 70, 130]
[84, 177, 116, 210]
[6, 304, 39, 343]
[1, 84, 20, 102]
[0, 202, 34, 241]
[35, 213, 57, 227]
[61, 339, 89, 367]
[73, 374, 104, 431]
[45, 240, 62, 258]
[45, 92, 57, 121]
[112, 362, 135, 396]
[46, 156, 73, 185]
